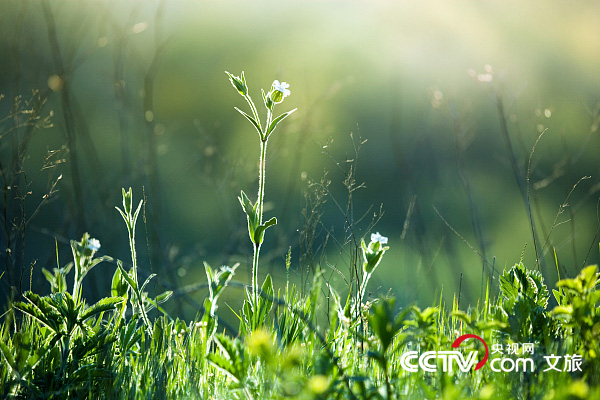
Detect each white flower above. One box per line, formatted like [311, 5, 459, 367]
[272, 80, 290, 97]
[270, 80, 291, 104]
[370, 232, 388, 245]
[87, 238, 101, 252]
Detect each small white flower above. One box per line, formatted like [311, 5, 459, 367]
[87, 238, 101, 252]
[272, 80, 291, 98]
[370, 232, 388, 245]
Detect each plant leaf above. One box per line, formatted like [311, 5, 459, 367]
[265, 108, 297, 139]
[80, 297, 125, 322]
[117, 260, 137, 291]
[234, 107, 261, 134]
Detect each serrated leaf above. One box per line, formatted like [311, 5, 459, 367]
[0, 341, 20, 379]
[207, 352, 239, 384]
[14, 294, 60, 333]
[80, 297, 125, 322]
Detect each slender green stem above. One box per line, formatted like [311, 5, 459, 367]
[252, 243, 260, 310]
[257, 140, 267, 225]
[359, 271, 371, 305]
[244, 95, 262, 133]
[240, 88, 277, 313]
[128, 220, 151, 334]
[252, 139, 268, 307]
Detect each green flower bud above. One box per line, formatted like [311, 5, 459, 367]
[226, 71, 248, 96]
[362, 232, 389, 274]
[269, 80, 290, 104]
[122, 187, 132, 214]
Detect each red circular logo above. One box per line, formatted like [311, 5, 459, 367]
[452, 334, 489, 370]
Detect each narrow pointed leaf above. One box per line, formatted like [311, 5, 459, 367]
[140, 273, 157, 294]
[155, 290, 173, 304]
[117, 261, 137, 291]
[265, 108, 297, 139]
[234, 107, 261, 134]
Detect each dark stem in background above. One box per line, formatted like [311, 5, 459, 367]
[450, 113, 490, 300]
[3, 0, 27, 288]
[41, 0, 85, 230]
[114, 29, 132, 178]
[495, 93, 545, 274]
[142, 1, 181, 313]
[387, 70, 443, 298]
[561, 135, 579, 269]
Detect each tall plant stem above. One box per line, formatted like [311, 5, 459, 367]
[252, 138, 268, 306]
[127, 219, 152, 333]
[495, 94, 545, 273]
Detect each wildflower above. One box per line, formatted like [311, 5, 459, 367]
[87, 238, 101, 253]
[371, 232, 388, 245]
[269, 80, 290, 104]
[361, 232, 389, 274]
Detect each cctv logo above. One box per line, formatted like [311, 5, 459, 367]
[399, 334, 489, 373]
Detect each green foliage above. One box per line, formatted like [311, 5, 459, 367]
[115, 188, 172, 334]
[497, 262, 551, 342]
[1, 71, 599, 400]
[4, 251, 600, 399]
[551, 265, 600, 364]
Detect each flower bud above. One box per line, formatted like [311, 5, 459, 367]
[269, 80, 290, 104]
[362, 232, 389, 274]
[226, 71, 248, 96]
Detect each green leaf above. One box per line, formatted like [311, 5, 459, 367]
[0, 340, 17, 376]
[212, 264, 238, 300]
[112, 266, 129, 298]
[80, 297, 125, 322]
[208, 352, 239, 384]
[155, 291, 173, 304]
[253, 217, 277, 244]
[14, 293, 61, 333]
[580, 265, 599, 291]
[115, 206, 129, 228]
[234, 107, 261, 134]
[239, 191, 259, 242]
[265, 108, 297, 139]
[256, 273, 274, 324]
[551, 305, 573, 319]
[140, 273, 157, 294]
[117, 260, 137, 291]
[212, 333, 245, 383]
[132, 199, 143, 233]
[42, 268, 56, 290]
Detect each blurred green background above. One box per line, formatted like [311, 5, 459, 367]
[1, 1, 600, 321]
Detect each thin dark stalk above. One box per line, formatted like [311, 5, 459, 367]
[496, 93, 545, 272]
[41, 0, 86, 229]
[451, 112, 489, 300]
